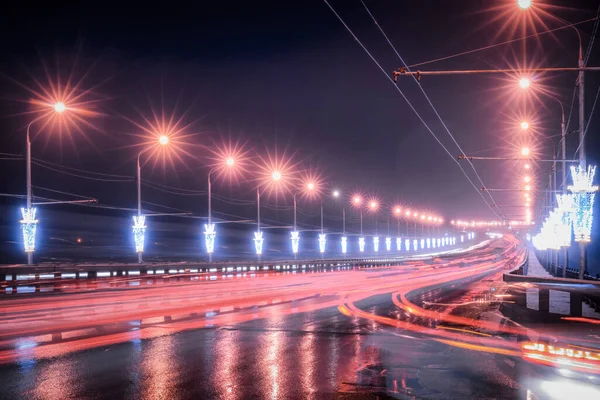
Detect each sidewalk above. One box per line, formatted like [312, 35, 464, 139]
[527, 245, 552, 278]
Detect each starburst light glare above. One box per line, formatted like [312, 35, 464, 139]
[385, 237, 391, 251]
[341, 236, 347, 253]
[158, 135, 169, 146]
[20, 208, 38, 253]
[132, 215, 147, 253]
[525, 163, 531, 170]
[520, 121, 529, 130]
[318, 234, 327, 253]
[204, 223, 216, 254]
[373, 236, 380, 252]
[568, 165, 598, 243]
[53, 101, 66, 113]
[524, 176, 531, 183]
[413, 239, 418, 251]
[405, 239, 411, 251]
[254, 231, 264, 255]
[521, 147, 530, 157]
[291, 231, 300, 254]
[426, 238, 431, 248]
[358, 237, 366, 252]
[517, 0, 532, 9]
[272, 171, 281, 181]
[519, 77, 531, 88]
[333, 190, 340, 198]
[396, 237, 402, 251]
[226, 157, 234, 166]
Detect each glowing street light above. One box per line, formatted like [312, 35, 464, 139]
[525, 163, 531, 170]
[519, 77, 531, 89]
[332, 190, 346, 253]
[206, 155, 237, 262]
[272, 171, 282, 181]
[524, 176, 531, 183]
[22, 101, 71, 265]
[521, 147, 531, 157]
[517, 0, 532, 10]
[134, 135, 171, 263]
[520, 121, 529, 130]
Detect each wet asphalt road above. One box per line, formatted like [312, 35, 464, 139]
[0, 291, 528, 400]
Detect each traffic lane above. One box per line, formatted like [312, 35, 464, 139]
[0, 294, 524, 400]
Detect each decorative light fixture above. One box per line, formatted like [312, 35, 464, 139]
[291, 231, 300, 254]
[20, 207, 38, 253]
[254, 231, 264, 255]
[373, 236, 380, 252]
[132, 215, 147, 254]
[396, 237, 402, 251]
[568, 166, 598, 242]
[204, 223, 216, 254]
[358, 237, 366, 252]
[385, 237, 391, 252]
[341, 236, 347, 254]
[318, 233, 327, 253]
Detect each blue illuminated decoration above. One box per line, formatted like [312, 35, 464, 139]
[426, 238, 431, 248]
[20, 207, 38, 253]
[396, 237, 402, 251]
[420, 239, 425, 249]
[413, 239, 418, 251]
[437, 238, 441, 247]
[461, 235, 464, 243]
[341, 236, 348, 254]
[254, 231, 264, 255]
[556, 193, 574, 247]
[204, 223, 216, 254]
[291, 231, 300, 254]
[385, 237, 391, 251]
[373, 236, 380, 252]
[432, 238, 436, 248]
[405, 239, 410, 251]
[318, 234, 327, 253]
[132, 215, 146, 253]
[358, 237, 366, 252]
[568, 165, 598, 243]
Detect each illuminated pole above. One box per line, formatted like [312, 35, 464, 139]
[25, 121, 34, 265]
[135, 149, 148, 264]
[206, 168, 219, 263]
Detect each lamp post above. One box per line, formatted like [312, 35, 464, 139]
[370, 200, 379, 252]
[206, 157, 235, 263]
[22, 102, 66, 265]
[353, 196, 365, 252]
[291, 181, 316, 257]
[333, 190, 347, 254]
[134, 135, 170, 263]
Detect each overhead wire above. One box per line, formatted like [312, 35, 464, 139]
[323, 0, 503, 220]
[360, 0, 504, 220]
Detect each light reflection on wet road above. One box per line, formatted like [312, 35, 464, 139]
[0, 236, 594, 399]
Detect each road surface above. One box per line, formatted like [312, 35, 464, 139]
[0, 235, 598, 399]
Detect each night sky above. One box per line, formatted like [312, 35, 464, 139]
[1, 1, 599, 265]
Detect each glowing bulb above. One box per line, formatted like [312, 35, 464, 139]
[525, 163, 531, 170]
[307, 182, 315, 191]
[521, 147, 530, 157]
[520, 121, 529, 130]
[517, 0, 532, 9]
[525, 185, 531, 191]
[524, 176, 531, 183]
[353, 196, 361, 205]
[395, 207, 401, 214]
[226, 157, 234, 166]
[54, 102, 66, 113]
[158, 135, 169, 146]
[272, 171, 281, 181]
[370, 201, 377, 209]
[519, 78, 531, 88]
[333, 190, 340, 198]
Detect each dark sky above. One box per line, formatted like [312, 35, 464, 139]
[0, 0, 599, 227]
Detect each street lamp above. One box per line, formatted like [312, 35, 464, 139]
[520, 121, 529, 130]
[134, 134, 170, 263]
[369, 200, 379, 252]
[206, 156, 237, 262]
[333, 190, 347, 254]
[521, 147, 530, 157]
[394, 206, 402, 251]
[353, 195, 365, 252]
[519, 77, 531, 89]
[517, 0, 532, 10]
[22, 102, 67, 265]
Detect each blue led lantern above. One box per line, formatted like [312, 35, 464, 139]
[318, 234, 327, 253]
[204, 223, 216, 254]
[556, 194, 574, 247]
[413, 239, 418, 251]
[20, 207, 38, 253]
[426, 238, 431, 248]
[437, 238, 441, 247]
[254, 231, 264, 255]
[432, 238, 436, 248]
[568, 165, 598, 243]
[373, 236, 380, 252]
[341, 236, 348, 254]
[420, 239, 425, 249]
[385, 237, 391, 251]
[396, 237, 402, 251]
[132, 215, 147, 254]
[405, 239, 411, 251]
[461, 235, 464, 243]
[291, 231, 300, 254]
[358, 237, 366, 252]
